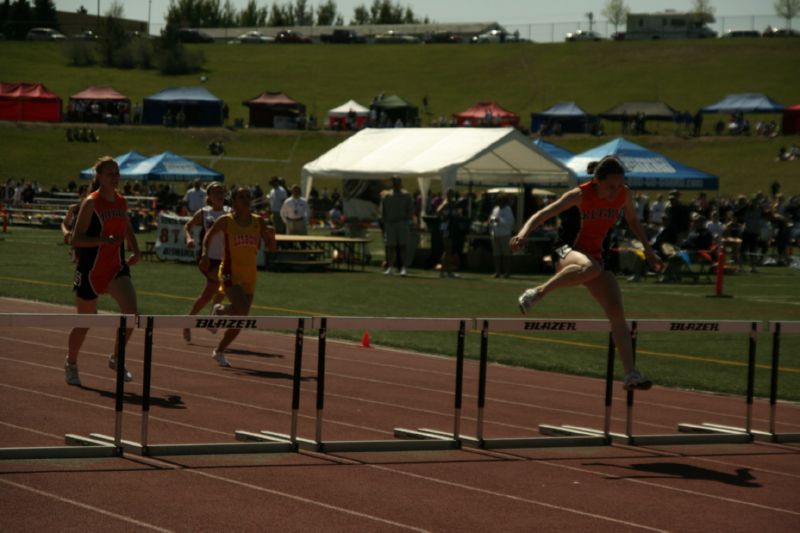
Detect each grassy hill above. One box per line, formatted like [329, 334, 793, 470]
[1, 38, 798, 193]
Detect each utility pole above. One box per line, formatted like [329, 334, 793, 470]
[148, 0, 152, 35]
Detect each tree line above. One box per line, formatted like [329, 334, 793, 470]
[165, 0, 428, 29]
[0, 0, 58, 39]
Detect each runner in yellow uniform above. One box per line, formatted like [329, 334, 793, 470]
[200, 187, 276, 367]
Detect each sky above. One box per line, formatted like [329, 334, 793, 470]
[53, 1, 783, 31]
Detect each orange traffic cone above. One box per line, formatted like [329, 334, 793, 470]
[360, 330, 371, 348]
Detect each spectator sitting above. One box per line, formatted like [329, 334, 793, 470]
[66, 128, 74, 142]
[777, 146, 790, 162]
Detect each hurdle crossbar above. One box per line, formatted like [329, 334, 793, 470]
[295, 316, 466, 453]
[464, 318, 612, 449]
[90, 315, 305, 456]
[0, 314, 132, 459]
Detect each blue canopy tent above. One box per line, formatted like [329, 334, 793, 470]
[79, 150, 148, 179]
[532, 138, 574, 163]
[142, 87, 224, 127]
[531, 102, 600, 134]
[122, 151, 223, 182]
[701, 93, 785, 114]
[566, 137, 718, 190]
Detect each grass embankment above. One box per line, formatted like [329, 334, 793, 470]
[1, 226, 798, 401]
[1, 38, 798, 193]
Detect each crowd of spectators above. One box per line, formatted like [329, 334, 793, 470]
[4, 175, 798, 277]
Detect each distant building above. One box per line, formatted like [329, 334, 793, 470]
[625, 10, 717, 40]
[56, 10, 147, 37]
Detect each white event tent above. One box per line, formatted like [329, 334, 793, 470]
[301, 127, 575, 220]
[327, 99, 370, 124]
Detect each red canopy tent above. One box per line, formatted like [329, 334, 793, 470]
[243, 91, 306, 128]
[69, 85, 131, 123]
[453, 101, 519, 127]
[782, 104, 800, 135]
[0, 82, 62, 122]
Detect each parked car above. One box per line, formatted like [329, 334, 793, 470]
[73, 30, 98, 40]
[565, 30, 602, 42]
[425, 31, 461, 44]
[471, 29, 514, 43]
[763, 27, 799, 37]
[320, 29, 365, 44]
[26, 27, 66, 41]
[233, 31, 274, 44]
[177, 28, 214, 43]
[720, 29, 760, 38]
[375, 30, 420, 44]
[275, 29, 311, 43]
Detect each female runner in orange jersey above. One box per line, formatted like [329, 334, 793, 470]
[511, 156, 662, 391]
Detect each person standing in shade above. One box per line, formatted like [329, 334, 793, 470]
[182, 182, 230, 342]
[200, 187, 277, 367]
[65, 157, 140, 386]
[281, 185, 310, 235]
[380, 177, 414, 276]
[511, 156, 662, 391]
[267, 176, 288, 234]
[489, 193, 515, 278]
[184, 180, 207, 214]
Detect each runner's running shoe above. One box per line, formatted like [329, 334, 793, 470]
[518, 288, 543, 314]
[108, 355, 133, 382]
[624, 369, 653, 391]
[212, 349, 231, 368]
[64, 357, 81, 386]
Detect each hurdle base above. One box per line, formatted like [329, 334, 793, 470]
[89, 432, 295, 456]
[544, 424, 753, 446]
[0, 434, 119, 460]
[285, 428, 459, 453]
[680, 423, 795, 443]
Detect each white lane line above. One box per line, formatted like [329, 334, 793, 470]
[184, 469, 429, 532]
[366, 464, 667, 532]
[539, 460, 800, 517]
[0, 478, 174, 532]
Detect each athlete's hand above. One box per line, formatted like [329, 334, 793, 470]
[510, 235, 524, 252]
[128, 251, 141, 266]
[645, 249, 663, 272]
[186, 237, 195, 249]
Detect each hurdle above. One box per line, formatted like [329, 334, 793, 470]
[0, 313, 130, 459]
[91, 315, 305, 456]
[440, 318, 613, 450]
[692, 321, 800, 443]
[282, 316, 467, 453]
[552, 320, 759, 446]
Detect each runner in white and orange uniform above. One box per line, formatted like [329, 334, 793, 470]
[182, 182, 230, 342]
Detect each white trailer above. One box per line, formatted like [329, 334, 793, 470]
[625, 10, 717, 40]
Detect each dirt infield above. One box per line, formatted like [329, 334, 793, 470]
[1, 297, 799, 532]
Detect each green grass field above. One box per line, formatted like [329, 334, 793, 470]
[1, 38, 799, 194]
[1, 226, 798, 402]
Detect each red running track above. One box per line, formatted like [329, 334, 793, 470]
[1, 297, 799, 532]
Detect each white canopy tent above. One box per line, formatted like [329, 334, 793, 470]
[301, 127, 575, 221]
[327, 99, 370, 117]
